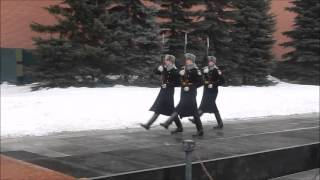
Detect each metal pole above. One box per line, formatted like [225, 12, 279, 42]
[162, 33, 165, 45]
[161, 33, 165, 63]
[183, 140, 195, 180]
[184, 32, 188, 54]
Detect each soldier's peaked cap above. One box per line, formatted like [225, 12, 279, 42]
[208, 56, 217, 62]
[185, 53, 196, 62]
[164, 54, 176, 63]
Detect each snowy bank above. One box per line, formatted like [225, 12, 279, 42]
[1, 80, 319, 137]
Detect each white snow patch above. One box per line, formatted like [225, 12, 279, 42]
[105, 75, 121, 80]
[1, 80, 319, 137]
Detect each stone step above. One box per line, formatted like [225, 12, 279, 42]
[270, 168, 319, 180]
[88, 143, 319, 180]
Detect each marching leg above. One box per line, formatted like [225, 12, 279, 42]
[160, 112, 178, 129]
[192, 115, 204, 137]
[171, 116, 183, 134]
[140, 113, 159, 130]
[213, 111, 223, 129]
[188, 110, 204, 124]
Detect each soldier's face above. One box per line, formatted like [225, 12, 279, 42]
[185, 59, 193, 65]
[208, 61, 215, 66]
[164, 59, 172, 65]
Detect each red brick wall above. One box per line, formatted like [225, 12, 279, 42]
[270, 0, 295, 60]
[1, 0, 59, 49]
[0, 0, 296, 60]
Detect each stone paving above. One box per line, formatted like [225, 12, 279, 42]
[1, 113, 319, 179]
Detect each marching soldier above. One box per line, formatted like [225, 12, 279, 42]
[140, 54, 183, 134]
[190, 56, 225, 129]
[160, 53, 204, 137]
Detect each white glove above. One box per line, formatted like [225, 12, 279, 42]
[161, 84, 167, 88]
[208, 84, 213, 88]
[203, 68, 209, 74]
[218, 70, 222, 75]
[158, 65, 164, 72]
[179, 70, 185, 76]
[184, 86, 190, 92]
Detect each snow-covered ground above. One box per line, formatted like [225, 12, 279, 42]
[1, 78, 319, 137]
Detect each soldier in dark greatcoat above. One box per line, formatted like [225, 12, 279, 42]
[160, 53, 204, 136]
[190, 56, 225, 128]
[140, 54, 183, 133]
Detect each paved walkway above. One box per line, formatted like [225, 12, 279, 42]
[1, 113, 319, 179]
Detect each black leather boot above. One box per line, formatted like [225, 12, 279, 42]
[160, 112, 178, 129]
[171, 117, 183, 134]
[188, 110, 203, 124]
[140, 113, 159, 130]
[192, 115, 204, 137]
[213, 111, 223, 129]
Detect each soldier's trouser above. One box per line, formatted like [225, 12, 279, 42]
[161, 112, 179, 129]
[191, 113, 204, 136]
[173, 116, 183, 129]
[189, 110, 223, 128]
[189, 110, 204, 122]
[214, 111, 223, 128]
[193, 114, 203, 132]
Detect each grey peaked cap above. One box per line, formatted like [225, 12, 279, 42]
[164, 54, 176, 63]
[184, 53, 196, 62]
[208, 56, 217, 62]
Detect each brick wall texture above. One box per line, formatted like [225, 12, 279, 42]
[1, 0, 295, 59]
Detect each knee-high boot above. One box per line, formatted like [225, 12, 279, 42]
[171, 117, 183, 134]
[140, 113, 159, 130]
[160, 112, 178, 129]
[188, 110, 204, 124]
[192, 115, 204, 137]
[213, 111, 223, 129]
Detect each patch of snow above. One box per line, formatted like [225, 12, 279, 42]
[105, 75, 121, 80]
[267, 75, 281, 83]
[1, 81, 319, 137]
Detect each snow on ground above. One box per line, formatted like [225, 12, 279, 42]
[1, 79, 319, 137]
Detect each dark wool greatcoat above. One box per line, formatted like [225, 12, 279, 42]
[150, 67, 180, 116]
[175, 67, 203, 118]
[199, 67, 225, 113]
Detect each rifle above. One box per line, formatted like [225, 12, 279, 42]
[184, 32, 188, 54]
[206, 36, 210, 58]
